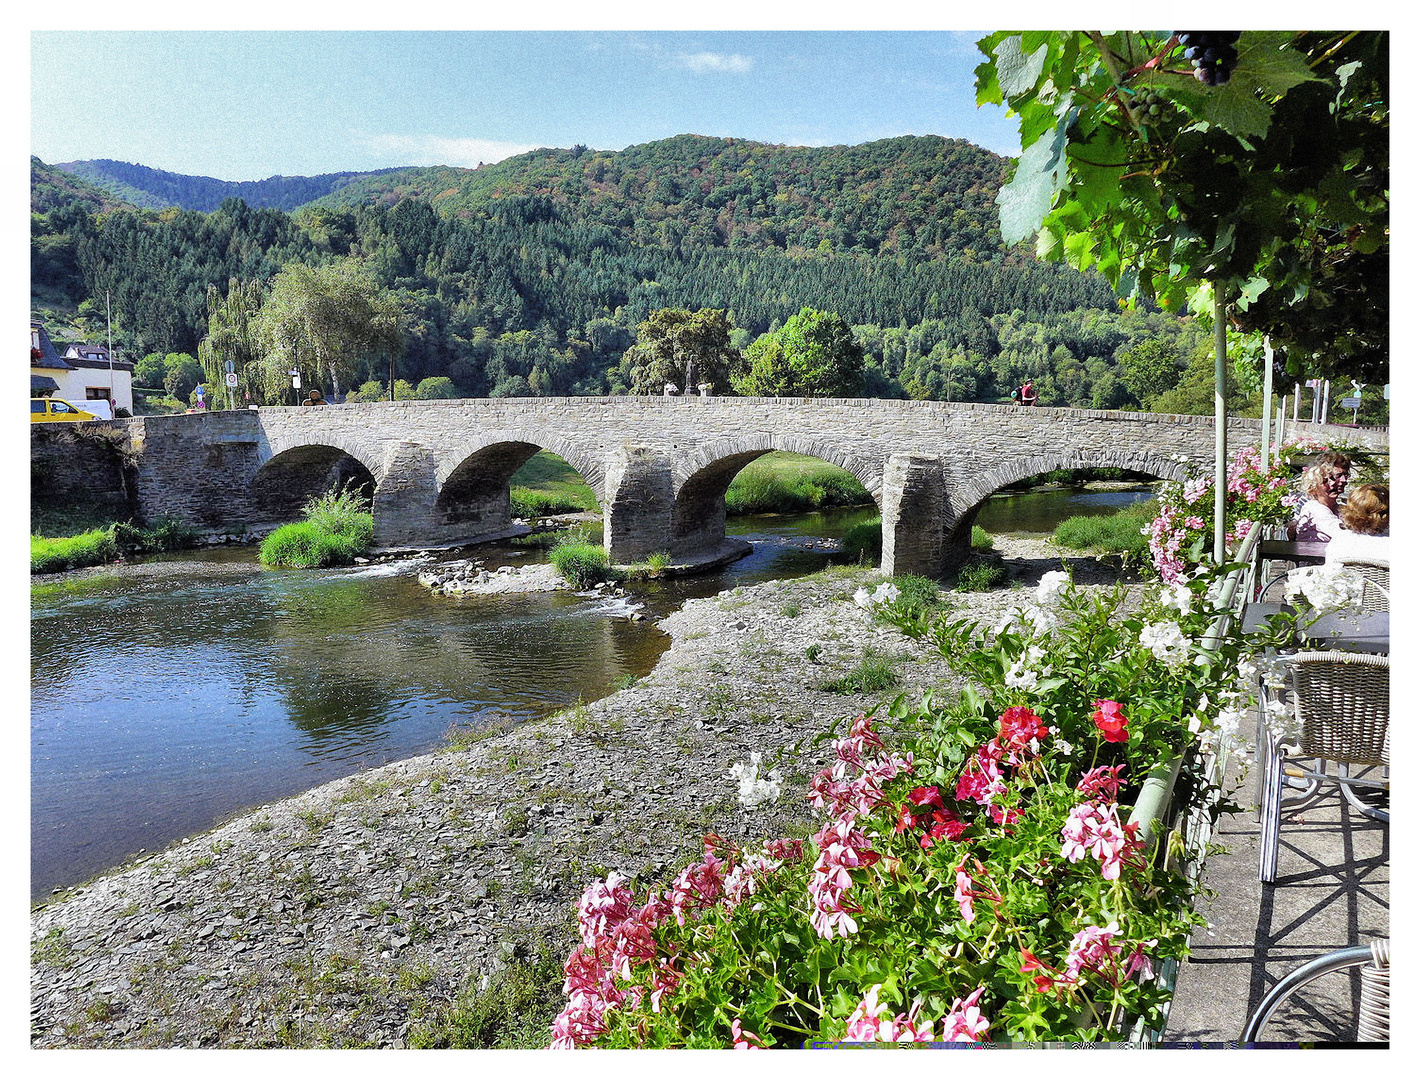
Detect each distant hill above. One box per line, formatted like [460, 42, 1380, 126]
[309, 134, 1011, 259]
[31, 156, 133, 215]
[51, 158, 404, 213]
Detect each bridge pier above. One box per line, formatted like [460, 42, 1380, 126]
[881, 453, 956, 580]
[603, 446, 675, 563]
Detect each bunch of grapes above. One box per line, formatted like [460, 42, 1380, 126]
[1174, 31, 1241, 86]
[1136, 90, 1168, 123]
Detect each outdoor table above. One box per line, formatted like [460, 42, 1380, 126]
[1242, 602, 1389, 655]
[1257, 540, 1329, 565]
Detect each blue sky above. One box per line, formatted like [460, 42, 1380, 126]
[31, 30, 1021, 180]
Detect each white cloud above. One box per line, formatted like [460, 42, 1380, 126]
[363, 134, 541, 168]
[678, 51, 754, 74]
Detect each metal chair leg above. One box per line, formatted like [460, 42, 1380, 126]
[1336, 763, 1390, 823]
[1259, 745, 1284, 883]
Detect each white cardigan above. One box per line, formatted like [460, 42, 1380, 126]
[1324, 529, 1389, 569]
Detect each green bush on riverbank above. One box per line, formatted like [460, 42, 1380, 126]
[1052, 498, 1156, 560]
[30, 515, 198, 574]
[548, 528, 613, 587]
[259, 489, 374, 568]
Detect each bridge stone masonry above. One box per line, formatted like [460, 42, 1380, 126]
[103, 397, 1388, 579]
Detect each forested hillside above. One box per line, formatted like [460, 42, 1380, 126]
[53, 158, 403, 213]
[308, 135, 1011, 262]
[33, 134, 1272, 418]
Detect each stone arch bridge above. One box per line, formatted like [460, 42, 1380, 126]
[111, 397, 1387, 578]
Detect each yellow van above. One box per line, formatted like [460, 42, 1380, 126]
[31, 398, 100, 423]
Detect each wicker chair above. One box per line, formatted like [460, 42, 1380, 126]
[1241, 939, 1389, 1043]
[1258, 651, 1389, 883]
[1334, 560, 1389, 613]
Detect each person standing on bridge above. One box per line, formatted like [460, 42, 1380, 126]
[302, 389, 326, 407]
[1020, 379, 1038, 406]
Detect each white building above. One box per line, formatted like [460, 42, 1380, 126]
[30, 321, 134, 414]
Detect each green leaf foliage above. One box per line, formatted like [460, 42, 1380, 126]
[976, 31, 1388, 383]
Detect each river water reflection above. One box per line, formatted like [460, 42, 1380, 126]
[31, 487, 1152, 900]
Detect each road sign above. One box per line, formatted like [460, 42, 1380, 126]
[225, 359, 235, 375]
[1339, 396, 1361, 409]
[291, 373, 301, 390]
[195, 384, 205, 400]
[225, 372, 239, 388]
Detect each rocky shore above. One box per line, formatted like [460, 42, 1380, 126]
[30, 537, 1135, 1048]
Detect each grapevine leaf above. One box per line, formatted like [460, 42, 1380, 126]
[993, 35, 1049, 100]
[1237, 276, 1270, 310]
[1202, 32, 1321, 139]
[997, 110, 1071, 245]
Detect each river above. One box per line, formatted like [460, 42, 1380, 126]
[30, 485, 1153, 900]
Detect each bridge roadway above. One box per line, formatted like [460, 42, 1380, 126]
[115, 396, 1387, 577]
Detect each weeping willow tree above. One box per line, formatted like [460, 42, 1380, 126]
[197, 278, 267, 406]
[255, 258, 405, 403]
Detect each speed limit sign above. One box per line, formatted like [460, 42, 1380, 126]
[225, 372, 239, 388]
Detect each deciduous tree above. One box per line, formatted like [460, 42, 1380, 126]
[256, 258, 404, 401]
[618, 308, 744, 395]
[733, 307, 865, 398]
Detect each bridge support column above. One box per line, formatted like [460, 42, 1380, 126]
[881, 453, 950, 579]
[603, 446, 674, 564]
[371, 441, 443, 550]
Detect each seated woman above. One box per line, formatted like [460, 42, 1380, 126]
[1325, 483, 1389, 568]
[1289, 451, 1352, 542]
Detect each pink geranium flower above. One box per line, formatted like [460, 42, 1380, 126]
[1076, 763, 1126, 801]
[842, 984, 937, 1042]
[939, 986, 991, 1042]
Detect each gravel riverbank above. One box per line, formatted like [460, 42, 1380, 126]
[31, 536, 1136, 1048]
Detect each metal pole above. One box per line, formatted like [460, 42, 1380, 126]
[1213, 291, 1228, 564]
[1261, 337, 1274, 471]
[1321, 380, 1331, 425]
[106, 290, 115, 413]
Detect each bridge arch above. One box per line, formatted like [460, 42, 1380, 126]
[943, 448, 1190, 546]
[249, 439, 383, 529]
[434, 429, 605, 539]
[668, 435, 882, 559]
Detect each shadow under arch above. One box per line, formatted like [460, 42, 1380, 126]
[669, 437, 882, 559]
[249, 443, 379, 528]
[435, 433, 604, 538]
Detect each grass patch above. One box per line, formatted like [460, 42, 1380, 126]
[840, 516, 882, 564]
[876, 573, 946, 623]
[30, 528, 118, 574]
[509, 452, 599, 518]
[954, 559, 1008, 592]
[407, 953, 565, 1048]
[820, 647, 901, 695]
[548, 527, 613, 587]
[971, 525, 995, 551]
[1053, 498, 1156, 560]
[725, 452, 873, 515]
[259, 488, 374, 569]
[30, 514, 198, 575]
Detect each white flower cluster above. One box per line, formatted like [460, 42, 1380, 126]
[727, 752, 783, 810]
[1285, 566, 1366, 614]
[1159, 581, 1193, 615]
[1004, 644, 1051, 691]
[1035, 570, 1071, 607]
[1139, 620, 1190, 667]
[854, 581, 901, 609]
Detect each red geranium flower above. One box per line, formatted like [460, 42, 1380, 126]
[1091, 700, 1129, 743]
[998, 706, 1047, 748]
